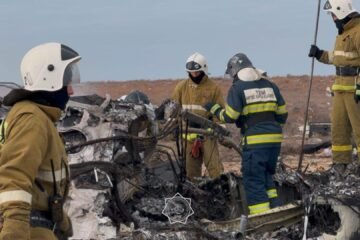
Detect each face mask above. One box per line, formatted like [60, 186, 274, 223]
[189, 71, 205, 84]
[334, 19, 344, 34]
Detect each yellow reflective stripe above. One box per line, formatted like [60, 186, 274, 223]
[328, 51, 334, 63]
[225, 104, 240, 120]
[267, 188, 278, 199]
[219, 109, 225, 122]
[276, 105, 287, 114]
[332, 145, 353, 152]
[182, 104, 206, 111]
[182, 133, 199, 141]
[37, 168, 67, 182]
[249, 202, 270, 215]
[332, 85, 356, 91]
[210, 104, 221, 115]
[333, 50, 359, 58]
[242, 102, 277, 115]
[0, 190, 32, 204]
[246, 134, 282, 144]
[0, 120, 8, 144]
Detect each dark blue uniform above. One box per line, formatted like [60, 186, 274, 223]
[213, 77, 287, 214]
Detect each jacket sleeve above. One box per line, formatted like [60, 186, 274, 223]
[214, 86, 225, 108]
[318, 50, 334, 65]
[0, 113, 47, 239]
[216, 84, 242, 123]
[171, 82, 183, 104]
[272, 83, 288, 125]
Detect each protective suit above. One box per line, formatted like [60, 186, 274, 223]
[172, 52, 225, 180]
[205, 53, 288, 215]
[310, 0, 360, 165]
[0, 42, 80, 239]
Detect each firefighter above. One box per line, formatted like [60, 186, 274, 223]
[171, 52, 225, 180]
[308, 0, 360, 176]
[0, 43, 81, 239]
[204, 53, 288, 215]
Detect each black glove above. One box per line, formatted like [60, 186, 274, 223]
[308, 45, 324, 60]
[355, 84, 360, 103]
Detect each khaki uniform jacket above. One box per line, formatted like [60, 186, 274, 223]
[319, 17, 360, 92]
[172, 76, 225, 119]
[0, 101, 70, 239]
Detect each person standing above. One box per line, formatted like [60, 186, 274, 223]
[171, 52, 225, 180]
[308, 0, 360, 175]
[205, 53, 288, 215]
[0, 42, 81, 239]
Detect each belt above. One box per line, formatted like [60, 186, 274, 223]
[30, 210, 54, 230]
[245, 112, 276, 128]
[336, 66, 359, 76]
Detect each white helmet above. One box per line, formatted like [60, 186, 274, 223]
[20, 42, 81, 92]
[324, 0, 356, 20]
[185, 52, 208, 76]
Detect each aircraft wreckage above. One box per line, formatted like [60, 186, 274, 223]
[0, 84, 359, 240]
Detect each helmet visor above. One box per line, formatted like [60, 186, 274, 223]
[63, 63, 80, 86]
[186, 61, 202, 72]
[225, 56, 240, 78]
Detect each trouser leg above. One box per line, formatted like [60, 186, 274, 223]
[185, 140, 202, 180]
[345, 92, 360, 163]
[242, 148, 270, 215]
[202, 137, 224, 178]
[265, 147, 281, 208]
[332, 92, 353, 164]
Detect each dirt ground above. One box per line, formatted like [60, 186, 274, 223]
[74, 75, 335, 174]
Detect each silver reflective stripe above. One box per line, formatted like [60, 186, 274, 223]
[37, 167, 67, 182]
[328, 51, 334, 63]
[333, 50, 359, 58]
[0, 190, 32, 204]
[182, 104, 206, 111]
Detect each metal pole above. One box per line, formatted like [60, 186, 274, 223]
[298, 0, 322, 172]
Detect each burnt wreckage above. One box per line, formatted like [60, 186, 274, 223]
[0, 83, 359, 240]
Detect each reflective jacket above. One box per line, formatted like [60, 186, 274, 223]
[171, 76, 225, 140]
[216, 78, 288, 148]
[319, 17, 360, 92]
[0, 101, 70, 239]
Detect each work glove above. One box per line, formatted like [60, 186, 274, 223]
[204, 102, 222, 115]
[355, 84, 360, 103]
[190, 138, 203, 159]
[308, 45, 324, 60]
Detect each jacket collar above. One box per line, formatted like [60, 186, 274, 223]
[32, 102, 62, 122]
[344, 17, 360, 32]
[188, 75, 208, 86]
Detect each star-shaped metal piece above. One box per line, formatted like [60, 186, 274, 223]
[162, 192, 194, 224]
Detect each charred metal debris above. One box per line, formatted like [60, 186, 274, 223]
[0, 91, 359, 239]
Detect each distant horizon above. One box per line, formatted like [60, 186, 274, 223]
[70, 74, 335, 83]
[0, 0, 355, 84]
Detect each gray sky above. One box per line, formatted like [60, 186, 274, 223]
[0, 0, 356, 83]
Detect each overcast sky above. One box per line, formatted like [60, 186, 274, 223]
[0, 0, 356, 83]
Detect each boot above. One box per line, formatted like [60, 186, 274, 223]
[269, 197, 282, 209]
[329, 163, 348, 180]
